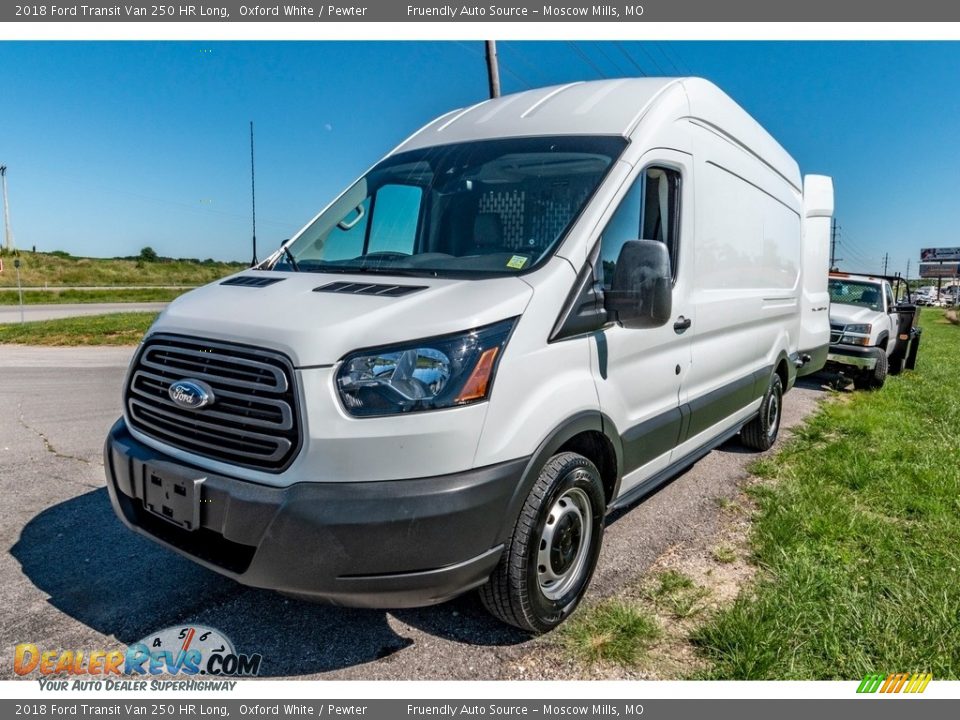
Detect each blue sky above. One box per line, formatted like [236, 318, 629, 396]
[1, 41, 958, 277]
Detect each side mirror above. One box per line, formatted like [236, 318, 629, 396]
[604, 240, 672, 329]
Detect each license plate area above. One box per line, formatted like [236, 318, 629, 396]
[143, 464, 205, 531]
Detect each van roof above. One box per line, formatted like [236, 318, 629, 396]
[394, 77, 799, 188]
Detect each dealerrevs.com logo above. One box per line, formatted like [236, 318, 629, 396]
[857, 673, 933, 694]
[14, 625, 262, 690]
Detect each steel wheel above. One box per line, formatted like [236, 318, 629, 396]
[537, 487, 593, 601]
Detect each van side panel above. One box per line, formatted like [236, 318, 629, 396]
[798, 175, 834, 375]
[678, 118, 802, 451]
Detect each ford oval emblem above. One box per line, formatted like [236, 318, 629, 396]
[168, 379, 215, 411]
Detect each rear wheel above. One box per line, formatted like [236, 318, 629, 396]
[480, 452, 605, 633]
[740, 373, 783, 451]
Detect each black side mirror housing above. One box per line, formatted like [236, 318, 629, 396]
[604, 240, 672, 329]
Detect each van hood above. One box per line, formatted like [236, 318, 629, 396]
[829, 303, 880, 327]
[150, 271, 534, 367]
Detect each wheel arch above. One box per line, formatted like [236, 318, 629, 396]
[494, 412, 622, 545]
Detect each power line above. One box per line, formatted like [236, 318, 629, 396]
[661, 43, 693, 75]
[633, 42, 668, 75]
[567, 41, 608, 79]
[594, 43, 628, 76]
[614, 42, 648, 76]
[500, 43, 549, 86]
[654, 43, 682, 75]
[454, 41, 532, 90]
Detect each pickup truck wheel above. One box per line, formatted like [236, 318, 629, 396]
[740, 373, 782, 451]
[479, 452, 605, 634]
[869, 350, 888, 388]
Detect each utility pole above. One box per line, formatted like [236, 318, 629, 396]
[882, 252, 889, 276]
[249, 121, 258, 267]
[0, 165, 13, 252]
[829, 218, 841, 270]
[485, 41, 501, 99]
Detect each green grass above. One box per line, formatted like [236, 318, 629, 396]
[0, 250, 244, 288]
[712, 546, 737, 564]
[561, 599, 661, 665]
[0, 312, 157, 346]
[0, 288, 188, 304]
[693, 309, 960, 679]
[646, 570, 711, 619]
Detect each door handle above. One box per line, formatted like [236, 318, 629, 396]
[673, 316, 692, 333]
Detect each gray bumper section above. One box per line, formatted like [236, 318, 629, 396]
[104, 420, 529, 608]
[826, 343, 881, 370]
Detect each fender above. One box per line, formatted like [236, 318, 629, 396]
[493, 411, 623, 544]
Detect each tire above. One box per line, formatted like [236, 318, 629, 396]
[869, 350, 888, 389]
[740, 373, 783, 451]
[905, 335, 921, 370]
[479, 452, 605, 633]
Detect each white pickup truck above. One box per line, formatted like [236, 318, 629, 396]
[826, 272, 922, 389]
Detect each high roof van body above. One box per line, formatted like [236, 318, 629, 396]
[105, 78, 833, 631]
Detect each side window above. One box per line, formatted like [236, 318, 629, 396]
[884, 283, 895, 311]
[599, 166, 681, 290]
[368, 184, 422, 255]
[320, 197, 371, 261]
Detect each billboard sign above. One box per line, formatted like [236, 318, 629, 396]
[919, 263, 960, 278]
[920, 247, 960, 261]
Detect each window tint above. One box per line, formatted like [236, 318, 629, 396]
[828, 280, 883, 310]
[600, 167, 681, 290]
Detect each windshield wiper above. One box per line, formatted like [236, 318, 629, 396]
[280, 244, 300, 272]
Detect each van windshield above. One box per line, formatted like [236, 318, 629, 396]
[275, 136, 626, 278]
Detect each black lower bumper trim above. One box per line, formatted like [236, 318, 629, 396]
[104, 420, 527, 608]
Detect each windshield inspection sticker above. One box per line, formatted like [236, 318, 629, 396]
[507, 255, 528, 270]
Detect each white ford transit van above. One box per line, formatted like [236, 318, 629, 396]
[105, 78, 833, 632]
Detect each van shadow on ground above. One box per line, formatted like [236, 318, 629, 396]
[11, 489, 528, 677]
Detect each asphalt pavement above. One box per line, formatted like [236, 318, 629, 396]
[0, 346, 827, 680]
[0, 303, 168, 324]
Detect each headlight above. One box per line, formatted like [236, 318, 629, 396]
[336, 318, 517, 417]
[840, 323, 872, 346]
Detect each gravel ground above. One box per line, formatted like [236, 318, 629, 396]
[0, 346, 827, 680]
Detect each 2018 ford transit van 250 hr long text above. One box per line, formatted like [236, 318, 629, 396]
[105, 78, 834, 632]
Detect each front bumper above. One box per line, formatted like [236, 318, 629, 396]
[826, 343, 880, 370]
[104, 419, 529, 608]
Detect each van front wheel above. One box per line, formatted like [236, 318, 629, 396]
[479, 452, 605, 633]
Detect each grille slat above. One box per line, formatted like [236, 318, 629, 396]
[141, 347, 287, 391]
[125, 335, 301, 472]
[131, 369, 291, 427]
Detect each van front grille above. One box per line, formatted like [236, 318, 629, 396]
[125, 335, 301, 472]
[830, 323, 844, 344]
